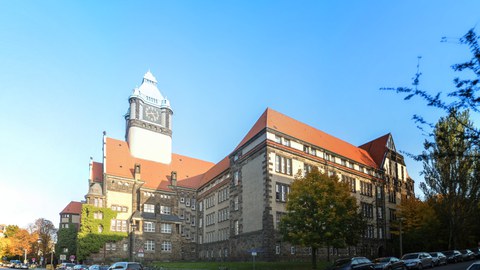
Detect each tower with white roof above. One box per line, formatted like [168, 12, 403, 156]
[125, 71, 173, 164]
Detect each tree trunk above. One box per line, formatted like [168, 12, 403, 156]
[311, 247, 317, 269]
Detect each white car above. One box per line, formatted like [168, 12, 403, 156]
[467, 261, 480, 270]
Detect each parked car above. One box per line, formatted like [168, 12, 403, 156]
[373, 256, 406, 270]
[460, 249, 476, 261]
[442, 250, 463, 263]
[401, 252, 433, 269]
[74, 265, 89, 270]
[9, 260, 22, 268]
[332, 257, 375, 270]
[471, 247, 480, 258]
[467, 261, 480, 270]
[57, 263, 76, 270]
[429, 252, 447, 266]
[89, 265, 109, 270]
[108, 262, 143, 270]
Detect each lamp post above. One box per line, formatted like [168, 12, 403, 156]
[399, 218, 404, 258]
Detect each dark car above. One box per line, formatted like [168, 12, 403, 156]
[373, 257, 406, 270]
[108, 262, 143, 270]
[460, 249, 476, 261]
[333, 257, 375, 270]
[442, 250, 463, 263]
[429, 252, 447, 266]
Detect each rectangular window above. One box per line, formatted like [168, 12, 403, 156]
[144, 221, 155, 232]
[186, 198, 190, 207]
[145, 240, 155, 251]
[291, 246, 296, 255]
[161, 223, 172, 233]
[275, 155, 292, 175]
[233, 171, 239, 186]
[234, 196, 239, 210]
[361, 202, 374, 219]
[191, 198, 196, 210]
[341, 175, 356, 193]
[274, 135, 282, 144]
[360, 181, 373, 197]
[110, 219, 127, 232]
[94, 211, 103, 219]
[275, 183, 290, 202]
[144, 204, 155, 213]
[123, 243, 128, 252]
[234, 220, 239, 235]
[304, 163, 313, 175]
[283, 138, 291, 147]
[161, 241, 172, 252]
[160, 205, 171, 215]
[276, 245, 280, 255]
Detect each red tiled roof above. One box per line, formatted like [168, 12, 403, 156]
[105, 137, 215, 190]
[91, 161, 103, 183]
[235, 108, 379, 168]
[60, 201, 82, 215]
[359, 133, 390, 168]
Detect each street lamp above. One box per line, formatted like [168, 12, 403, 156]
[399, 217, 404, 258]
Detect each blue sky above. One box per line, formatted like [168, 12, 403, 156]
[1, 1, 479, 228]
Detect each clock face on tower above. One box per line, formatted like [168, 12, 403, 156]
[143, 106, 160, 123]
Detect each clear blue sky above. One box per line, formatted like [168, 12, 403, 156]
[1, 1, 479, 228]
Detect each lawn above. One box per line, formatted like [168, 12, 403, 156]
[150, 260, 332, 270]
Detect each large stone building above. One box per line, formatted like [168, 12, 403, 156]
[82, 71, 414, 263]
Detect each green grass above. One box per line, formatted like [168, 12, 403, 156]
[150, 260, 332, 270]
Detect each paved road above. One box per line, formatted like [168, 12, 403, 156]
[433, 260, 478, 270]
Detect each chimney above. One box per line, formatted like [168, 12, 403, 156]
[171, 171, 177, 186]
[134, 164, 141, 181]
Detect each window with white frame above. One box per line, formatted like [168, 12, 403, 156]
[276, 245, 281, 255]
[161, 223, 172, 233]
[160, 205, 171, 214]
[145, 240, 155, 251]
[110, 219, 127, 232]
[234, 196, 239, 210]
[275, 155, 292, 175]
[94, 211, 103, 219]
[291, 246, 296, 254]
[186, 198, 190, 207]
[275, 183, 289, 202]
[161, 241, 172, 252]
[180, 197, 185, 203]
[144, 204, 155, 213]
[191, 198, 196, 210]
[199, 217, 203, 227]
[123, 243, 128, 251]
[144, 221, 155, 232]
[234, 220, 239, 235]
[233, 171, 239, 186]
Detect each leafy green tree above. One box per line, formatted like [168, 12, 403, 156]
[419, 110, 480, 248]
[56, 226, 77, 260]
[393, 197, 440, 253]
[279, 169, 365, 269]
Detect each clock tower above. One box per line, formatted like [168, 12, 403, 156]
[125, 71, 173, 164]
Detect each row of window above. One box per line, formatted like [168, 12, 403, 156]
[143, 204, 172, 215]
[143, 222, 172, 233]
[273, 135, 382, 177]
[143, 240, 172, 252]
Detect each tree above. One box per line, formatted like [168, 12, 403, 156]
[56, 226, 77, 259]
[279, 169, 365, 270]
[383, 28, 480, 146]
[31, 218, 57, 263]
[418, 110, 480, 248]
[384, 28, 480, 249]
[392, 197, 440, 253]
